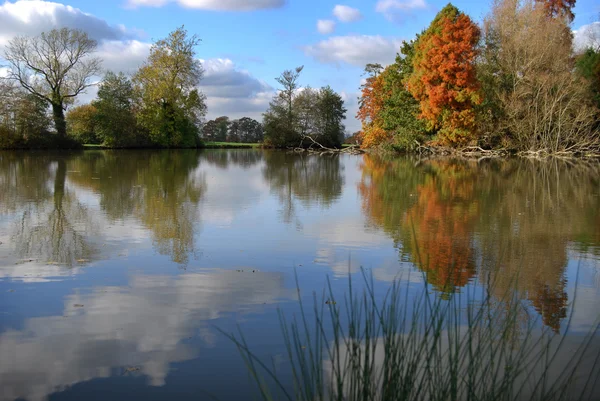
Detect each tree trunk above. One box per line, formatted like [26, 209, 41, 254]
[52, 102, 67, 138]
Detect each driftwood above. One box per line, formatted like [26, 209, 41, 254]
[290, 135, 364, 155]
[415, 141, 508, 158]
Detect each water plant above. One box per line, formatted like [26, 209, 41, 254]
[223, 269, 600, 401]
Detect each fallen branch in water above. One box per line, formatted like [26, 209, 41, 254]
[290, 135, 364, 155]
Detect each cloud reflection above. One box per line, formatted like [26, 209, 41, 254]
[0, 270, 289, 401]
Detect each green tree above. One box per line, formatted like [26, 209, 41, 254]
[381, 41, 429, 151]
[4, 28, 101, 139]
[66, 104, 99, 144]
[576, 48, 600, 109]
[214, 116, 230, 142]
[314, 86, 346, 148]
[133, 26, 206, 147]
[236, 117, 263, 143]
[264, 66, 304, 147]
[0, 82, 52, 148]
[95, 72, 140, 147]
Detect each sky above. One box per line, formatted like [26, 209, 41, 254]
[0, 0, 599, 133]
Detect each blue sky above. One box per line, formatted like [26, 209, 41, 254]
[0, 0, 599, 132]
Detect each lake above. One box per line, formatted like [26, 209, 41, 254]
[0, 149, 599, 401]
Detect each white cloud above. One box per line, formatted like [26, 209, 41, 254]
[0, 0, 136, 46]
[333, 5, 362, 23]
[573, 22, 600, 52]
[339, 91, 360, 133]
[375, 0, 427, 22]
[96, 40, 152, 73]
[303, 35, 402, 67]
[317, 19, 336, 35]
[127, 0, 285, 11]
[200, 58, 274, 120]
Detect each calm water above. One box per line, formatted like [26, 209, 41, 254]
[0, 150, 599, 401]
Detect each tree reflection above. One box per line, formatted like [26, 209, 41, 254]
[200, 149, 264, 169]
[263, 152, 344, 224]
[360, 157, 477, 294]
[359, 155, 600, 331]
[1, 153, 97, 266]
[68, 150, 205, 265]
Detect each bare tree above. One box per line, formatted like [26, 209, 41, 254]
[3, 28, 101, 138]
[480, 0, 600, 154]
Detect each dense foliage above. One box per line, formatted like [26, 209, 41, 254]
[356, 0, 600, 154]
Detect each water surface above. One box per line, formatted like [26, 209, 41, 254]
[0, 150, 599, 400]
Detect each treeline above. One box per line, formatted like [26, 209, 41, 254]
[356, 0, 600, 155]
[201, 116, 263, 143]
[0, 27, 347, 150]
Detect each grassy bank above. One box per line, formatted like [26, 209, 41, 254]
[202, 142, 262, 149]
[224, 271, 600, 401]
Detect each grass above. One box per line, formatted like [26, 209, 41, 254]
[222, 269, 600, 401]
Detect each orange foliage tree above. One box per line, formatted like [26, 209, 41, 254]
[535, 0, 576, 21]
[356, 64, 393, 148]
[408, 4, 482, 146]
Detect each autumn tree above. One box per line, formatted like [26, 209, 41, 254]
[3, 28, 101, 139]
[480, 0, 599, 152]
[535, 0, 576, 21]
[356, 64, 390, 148]
[408, 4, 482, 146]
[134, 26, 206, 147]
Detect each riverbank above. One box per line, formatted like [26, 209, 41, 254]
[79, 142, 262, 150]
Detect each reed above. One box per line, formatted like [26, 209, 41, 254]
[223, 268, 600, 401]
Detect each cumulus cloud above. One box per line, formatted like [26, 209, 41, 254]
[0, 0, 136, 46]
[303, 35, 402, 67]
[375, 0, 428, 22]
[317, 19, 336, 35]
[199, 58, 274, 120]
[333, 5, 362, 23]
[573, 22, 600, 53]
[126, 0, 285, 11]
[96, 40, 152, 73]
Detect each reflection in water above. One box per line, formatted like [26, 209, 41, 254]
[263, 152, 344, 224]
[0, 150, 599, 401]
[201, 149, 263, 170]
[0, 270, 288, 401]
[1, 154, 98, 266]
[359, 156, 600, 331]
[68, 151, 205, 265]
